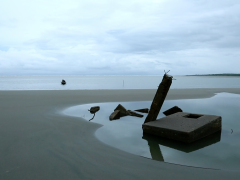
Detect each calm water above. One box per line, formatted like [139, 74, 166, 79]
[1, 75, 240, 90]
[63, 93, 240, 170]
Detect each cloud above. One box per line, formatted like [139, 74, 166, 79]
[1, 0, 240, 75]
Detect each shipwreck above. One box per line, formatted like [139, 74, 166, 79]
[142, 72, 222, 143]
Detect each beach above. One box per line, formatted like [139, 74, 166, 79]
[1, 88, 240, 180]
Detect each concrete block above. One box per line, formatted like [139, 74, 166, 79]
[142, 112, 222, 143]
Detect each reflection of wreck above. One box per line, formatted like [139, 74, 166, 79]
[142, 72, 222, 143]
[143, 131, 221, 154]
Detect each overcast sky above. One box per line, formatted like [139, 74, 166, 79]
[0, 0, 240, 75]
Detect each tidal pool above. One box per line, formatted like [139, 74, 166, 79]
[63, 93, 240, 170]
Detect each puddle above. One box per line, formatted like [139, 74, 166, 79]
[63, 93, 240, 170]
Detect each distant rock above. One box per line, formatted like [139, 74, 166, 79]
[61, 79, 66, 85]
[163, 106, 182, 116]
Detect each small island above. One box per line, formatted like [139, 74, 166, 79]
[186, 73, 240, 76]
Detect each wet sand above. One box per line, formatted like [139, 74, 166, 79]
[0, 88, 240, 180]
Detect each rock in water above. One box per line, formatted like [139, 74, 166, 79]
[163, 106, 182, 116]
[109, 110, 121, 120]
[89, 106, 100, 114]
[114, 104, 130, 116]
[128, 110, 144, 118]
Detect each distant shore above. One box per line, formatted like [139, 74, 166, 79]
[186, 73, 240, 76]
[0, 89, 240, 179]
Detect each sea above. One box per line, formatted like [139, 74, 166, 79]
[1, 75, 240, 90]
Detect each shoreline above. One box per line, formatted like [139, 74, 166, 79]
[0, 88, 240, 179]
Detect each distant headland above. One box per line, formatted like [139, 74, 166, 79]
[186, 73, 240, 76]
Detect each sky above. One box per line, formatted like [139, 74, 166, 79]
[0, 0, 240, 75]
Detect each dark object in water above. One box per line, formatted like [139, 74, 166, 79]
[142, 112, 222, 143]
[114, 104, 131, 116]
[128, 110, 144, 118]
[61, 79, 66, 85]
[134, 108, 149, 113]
[144, 73, 173, 123]
[89, 106, 100, 114]
[110, 104, 130, 120]
[109, 110, 121, 120]
[163, 106, 182, 116]
[110, 104, 144, 120]
[88, 106, 100, 121]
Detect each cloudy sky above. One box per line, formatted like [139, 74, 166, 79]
[0, 0, 240, 75]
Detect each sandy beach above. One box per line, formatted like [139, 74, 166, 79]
[1, 88, 240, 180]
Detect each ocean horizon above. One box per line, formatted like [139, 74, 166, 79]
[1, 75, 240, 90]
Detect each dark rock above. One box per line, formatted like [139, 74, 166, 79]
[142, 112, 222, 143]
[61, 79, 66, 85]
[89, 106, 100, 114]
[127, 110, 144, 118]
[163, 106, 182, 116]
[109, 110, 121, 120]
[134, 108, 149, 113]
[114, 104, 130, 116]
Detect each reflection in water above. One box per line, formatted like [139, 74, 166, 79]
[89, 113, 95, 121]
[143, 131, 221, 161]
[63, 93, 240, 170]
[146, 139, 164, 161]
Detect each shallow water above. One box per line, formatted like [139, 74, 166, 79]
[1, 75, 240, 90]
[63, 93, 240, 170]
